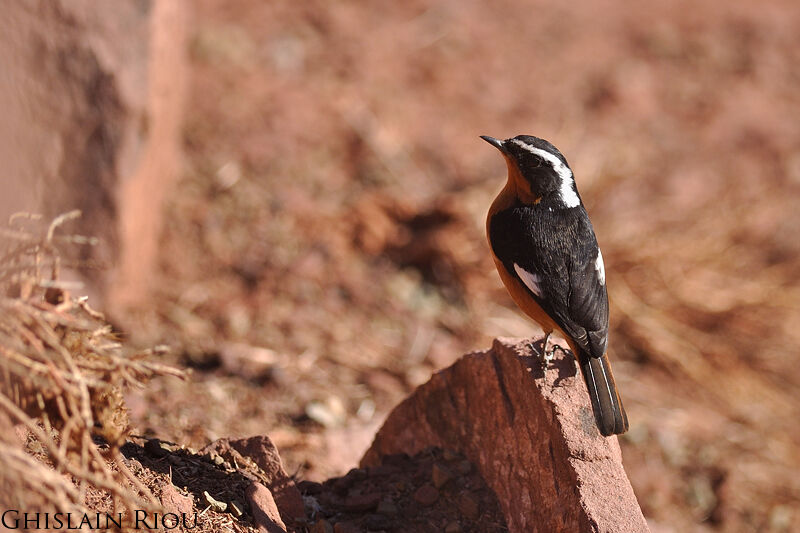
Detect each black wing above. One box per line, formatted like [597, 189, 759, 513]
[489, 203, 609, 358]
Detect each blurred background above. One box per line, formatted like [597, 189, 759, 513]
[4, 0, 800, 531]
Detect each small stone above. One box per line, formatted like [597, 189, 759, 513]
[413, 484, 439, 506]
[333, 521, 360, 533]
[442, 449, 461, 462]
[203, 491, 227, 512]
[458, 493, 480, 520]
[432, 463, 454, 489]
[311, 519, 333, 533]
[229, 500, 244, 518]
[445, 521, 462, 533]
[306, 397, 347, 428]
[298, 480, 324, 495]
[344, 468, 369, 483]
[229, 436, 306, 521]
[364, 513, 389, 530]
[343, 491, 381, 512]
[160, 484, 193, 515]
[246, 482, 287, 532]
[376, 499, 398, 516]
[144, 438, 168, 458]
[455, 460, 472, 476]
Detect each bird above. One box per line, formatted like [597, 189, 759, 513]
[481, 134, 628, 436]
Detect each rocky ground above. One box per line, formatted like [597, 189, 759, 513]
[67, 435, 506, 533]
[122, 1, 800, 532]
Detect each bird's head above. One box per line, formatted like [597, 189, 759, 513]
[481, 134, 581, 208]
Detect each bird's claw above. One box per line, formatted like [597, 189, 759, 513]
[529, 336, 562, 369]
[545, 343, 565, 364]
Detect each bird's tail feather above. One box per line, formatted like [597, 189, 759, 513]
[579, 352, 629, 436]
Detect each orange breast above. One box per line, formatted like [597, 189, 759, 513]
[486, 175, 577, 353]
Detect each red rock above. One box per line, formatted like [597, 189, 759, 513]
[445, 521, 462, 533]
[413, 484, 439, 506]
[458, 493, 480, 521]
[432, 462, 454, 489]
[202, 436, 305, 525]
[310, 520, 333, 533]
[362, 337, 650, 533]
[160, 483, 193, 515]
[246, 482, 286, 533]
[343, 491, 381, 512]
[333, 521, 360, 533]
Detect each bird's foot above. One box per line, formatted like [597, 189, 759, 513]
[530, 333, 564, 369]
[544, 343, 565, 364]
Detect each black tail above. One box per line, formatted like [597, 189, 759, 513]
[578, 352, 629, 436]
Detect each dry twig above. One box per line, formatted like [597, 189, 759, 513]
[0, 212, 183, 529]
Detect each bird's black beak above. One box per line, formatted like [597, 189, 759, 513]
[480, 135, 508, 154]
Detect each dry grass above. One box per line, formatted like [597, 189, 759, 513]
[0, 212, 183, 527]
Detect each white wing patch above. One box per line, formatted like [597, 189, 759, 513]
[508, 138, 581, 208]
[558, 176, 581, 208]
[514, 263, 543, 297]
[595, 249, 606, 285]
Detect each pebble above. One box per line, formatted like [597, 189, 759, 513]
[413, 484, 439, 506]
[455, 460, 473, 476]
[246, 482, 285, 531]
[445, 521, 462, 533]
[298, 480, 324, 495]
[333, 468, 368, 494]
[144, 438, 168, 458]
[442, 449, 461, 462]
[228, 500, 244, 518]
[376, 499, 398, 516]
[343, 491, 381, 512]
[306, 397, 347, 428]
[432, 462, 454, 489]
[160, 484, 193, 515]
[311, 519, 333, 533]
[344, 468, 369, 483]
[364, 513, 389, 530]
[333, 521, 360, 533]
[458, 493, 480, 520]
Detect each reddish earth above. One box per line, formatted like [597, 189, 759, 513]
[123, 1, 800, 532]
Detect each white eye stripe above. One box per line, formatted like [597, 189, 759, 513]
[595, 249, 606, 285]
[514, 263, 543, 297]
[508, 139, 581, 208]
[508, 139, 571, 180]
